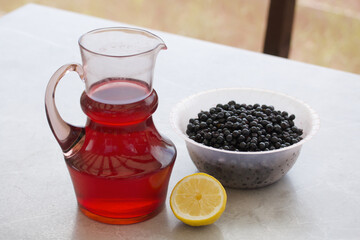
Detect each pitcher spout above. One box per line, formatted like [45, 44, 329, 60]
[79, 27, 167, 97]
[155, 41, 167, 52]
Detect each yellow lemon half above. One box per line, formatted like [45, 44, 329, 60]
[170, 173, 227, 226]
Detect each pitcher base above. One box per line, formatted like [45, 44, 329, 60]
[78, 205, 163, 225]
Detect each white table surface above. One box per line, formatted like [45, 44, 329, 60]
[1, 4, 360, 240]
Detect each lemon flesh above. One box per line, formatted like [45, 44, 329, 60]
[170, 173, 227, 226]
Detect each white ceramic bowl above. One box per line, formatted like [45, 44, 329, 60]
[171, 88, 320, 189]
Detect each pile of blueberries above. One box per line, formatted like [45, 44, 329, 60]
[186, 101, 303, 152]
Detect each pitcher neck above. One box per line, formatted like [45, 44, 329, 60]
[80, 89, 158, 127]
[86, 117, 155, 133]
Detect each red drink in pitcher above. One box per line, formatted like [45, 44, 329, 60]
[65, 79, 176, 224]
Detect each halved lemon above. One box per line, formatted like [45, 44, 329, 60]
[170, 173, 227, 226]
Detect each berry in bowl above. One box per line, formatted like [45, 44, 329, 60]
[171, 88, 320, 189]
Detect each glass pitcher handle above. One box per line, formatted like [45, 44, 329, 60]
[45, 63, 85, 153]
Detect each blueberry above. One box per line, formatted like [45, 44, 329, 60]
[216, 136, 224, 143]
[232, 130, 240, 138]
[264, 108, 272, 115]
[239, 142, 247, 149]
[226, 135, 233, 142]
[289, 120, 295, 127]
[195, 133, 202, 142]
[223, 104, 229, 110]
[250, 126, 258, 133]
[246, 115, 254, 122]
[203, 139, 210, 146]
[275, 115, 283, 122]
[274, 124, 282, 133]
[228, 116, 237, 123]
[238, 135, 246, 142]
[266, 123, 274, 132]
[225, 121, 234, 128]
[223, 129, 231, 135]
[200, 122, 207, 129]
[204, 133, 212, 140]
[250, 143, 257, 150]
[233, 122, 241, 129]
[242, 128, 250, 136]
[250, 121, 257, 127]
[280, 121, 289, 129]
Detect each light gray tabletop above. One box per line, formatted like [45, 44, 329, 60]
[1, 4, 360, 240]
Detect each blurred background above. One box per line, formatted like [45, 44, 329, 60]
[1, 0, 359, 74]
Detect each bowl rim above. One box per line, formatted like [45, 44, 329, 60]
[170, 87, 320, 155]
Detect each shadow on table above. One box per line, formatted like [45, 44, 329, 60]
[224, 175, 301, 228]
[171, 222, 224, 240]
[70, 206, 174, 239]
[70, 176, 300, 239]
